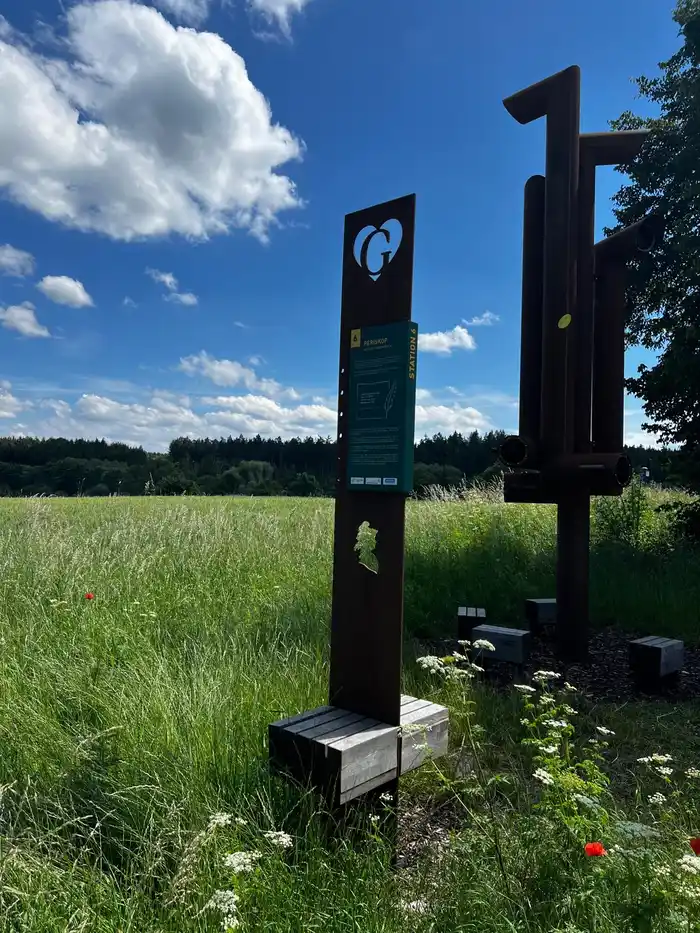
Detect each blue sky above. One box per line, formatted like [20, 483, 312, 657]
[0, 0, 681, 452]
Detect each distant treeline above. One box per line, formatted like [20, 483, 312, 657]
[0, 432, 682, 498]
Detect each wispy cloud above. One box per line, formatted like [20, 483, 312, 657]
[146, 268, 198, 307]
[0, 244, 35, 278]
[464, 311, 499, 327]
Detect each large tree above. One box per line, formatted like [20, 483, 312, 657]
[608, 0, 700, 485]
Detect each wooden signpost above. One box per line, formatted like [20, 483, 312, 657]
[499, 66, 663, 664]
[268, 195, 449, 815]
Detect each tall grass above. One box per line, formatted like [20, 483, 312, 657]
[0, 486, 698, 931]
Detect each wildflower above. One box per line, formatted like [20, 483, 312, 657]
[690, 838, 700, 857]
[656, 766, 673, 777]
[514, 684, 536, 694]
[533, 670, 561, 682]
[541, 745, 559, 755]
[648, 792, 666, 805]
[472, 639, 496, 652]
[533, 768, 554, 787]
[417, 656, 444, 674]
[263, 831, 293, 849]
[638, 754, 672, 765]
[223, 851, 261, 873]
[457, 640, 471, 649]
[469, 663, 485, 673]
[234, 817, 247, 827]
[538, 696, 556, 707]
[205, 890, 240, 929]
[379, 792, 394, 804]
[84, 592, 95, 600]
[563, 682, 577, 693]
[520, 718, 530, 726]
[562, 705, 578, 715]
[369, 814, 380, 825]
[679, 854, 700, 876]
[686, 768, 700, 779]
[544, 719, 568, 730]
[584, 842, 607, 857]
[596, 726, 615, 736]
[209, 813, 233, 830]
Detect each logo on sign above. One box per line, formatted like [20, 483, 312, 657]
[353, 219, 403, 281]
[383, 477, 398, 486]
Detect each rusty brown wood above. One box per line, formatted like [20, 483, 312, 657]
[328, 194, 416, 728]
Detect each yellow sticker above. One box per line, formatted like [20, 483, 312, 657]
[350, 329, 361, 348]
[558, 314, 572, 330]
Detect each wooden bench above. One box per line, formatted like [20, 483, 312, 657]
[629, 636, 684, 690]
[457, 606, 486, 641]
[525, 598, 556, 635]
[471, 623, 530, 665]
[269, 695, 449, 806]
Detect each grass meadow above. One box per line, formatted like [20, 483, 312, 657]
[1, 483, 700, 931]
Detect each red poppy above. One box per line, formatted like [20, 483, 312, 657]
[690, 838, 700, 856]
[84, 592, 95, 600]
[584, 842, 607, 857]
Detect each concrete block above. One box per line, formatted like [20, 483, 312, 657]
[629, 635, 684, 688]
[457, 606, 486, 641]
[471, 623, 530, 665]
[525, 598, 556, 634]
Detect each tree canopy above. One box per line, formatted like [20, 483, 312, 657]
[609, 0, 700, 485]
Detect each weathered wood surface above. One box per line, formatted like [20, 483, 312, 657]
[269, 695, 449, 805]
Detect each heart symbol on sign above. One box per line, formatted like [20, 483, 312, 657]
[353, 219, 403, 281]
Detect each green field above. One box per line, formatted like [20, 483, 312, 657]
[1, 487, 700, 931]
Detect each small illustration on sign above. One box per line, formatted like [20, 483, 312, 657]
[350, 329, 362, 348]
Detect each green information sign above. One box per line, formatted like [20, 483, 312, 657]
[346, 320, 418, 494]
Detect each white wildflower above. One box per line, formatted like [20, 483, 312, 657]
[520, 718, 530, 726]
[654, 863, 672, 877]
[223, 851, 262, 874]
[400, 722, 429, 737]
[563, 682, 577, 692]
[379, 792, 394, 804]
[638, 754, 672, 765]
[544, 719, 568, 730]
[208, 813, 233, 830]
[417, 656, 444, 674]
[234, 817, 247, 827]
[656, 766, 673, 777]
[457, 640, 472, 649]
[538, 696, 556, 707]
[451, 651, 466, 662]
[533, 768, 554, 787]
[562, 705, 578, 715]
[369, 814, 380, 825]
[596, 726, 615, 736]
[263, 831, 293, 849]
[469, 663, 485, 673]
[533, 670, 561, 683]
[205, 890, 240, 929]
[648, 792, 666, 805]
[686, 768, 700, 779]
[541, 745, 559, 755]
[514, 684, 536, 694]
[472, 639, 496, 652]
[679, 855, 700, 876]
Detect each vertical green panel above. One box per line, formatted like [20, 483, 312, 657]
[345, 320, 418, 494]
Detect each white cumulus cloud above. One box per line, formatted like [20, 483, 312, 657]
[0, 243, 35, 277]
[419, 325, 476, 355]
[0, 381, 24, 418]
[0, 1, 304, 243]
[151, 0, 212, 26]
[179, 350, 300, 399]
[0, 301, 50, 338]
[36, 275, 94, 308]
